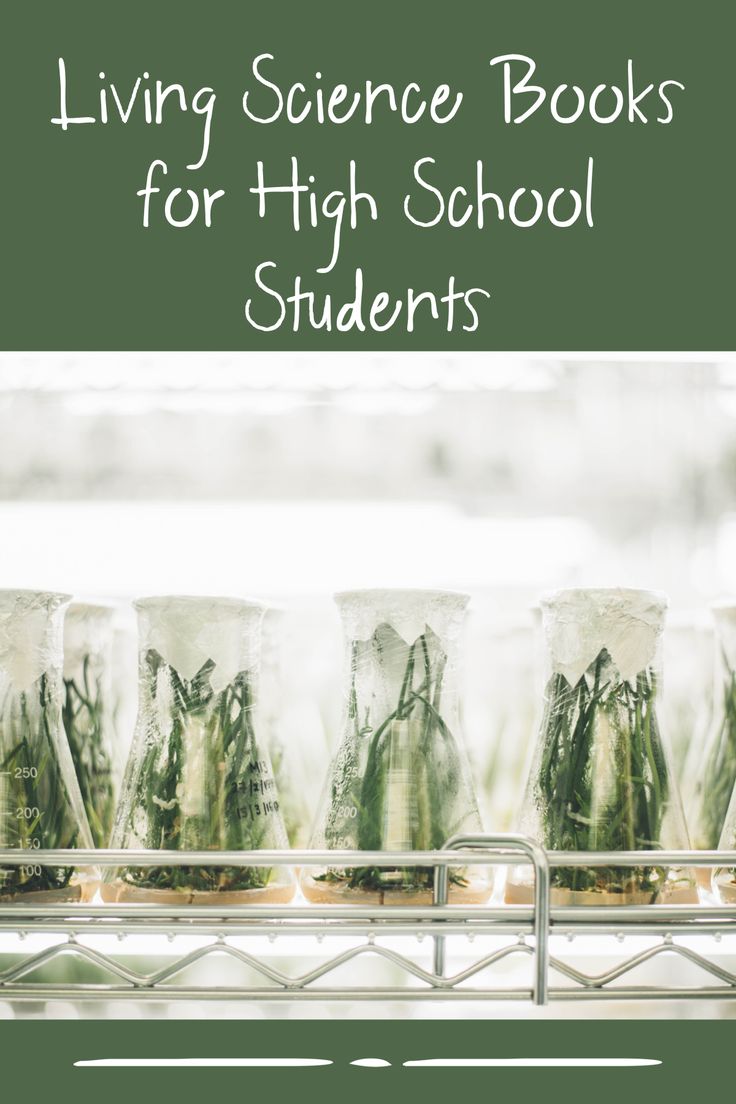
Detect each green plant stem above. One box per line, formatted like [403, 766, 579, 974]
[320, 628, 470, 893]
[63, 654, 115, 848]
[112, 650, 275, 895]
[0, 674, 79, 897]
[535, 649, 670, 899]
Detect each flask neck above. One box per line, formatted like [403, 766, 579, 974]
[0, 590, 69, 694]
[135, 597, 264, 694]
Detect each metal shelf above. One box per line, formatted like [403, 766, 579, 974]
[0, 836, 735, 1007]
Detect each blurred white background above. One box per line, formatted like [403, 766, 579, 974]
[0, 352, 733, 828]
[0, 353, 733, 599]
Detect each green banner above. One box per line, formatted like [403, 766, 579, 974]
[0, 1018, 729, 1101]
[1, 0, 734, 349]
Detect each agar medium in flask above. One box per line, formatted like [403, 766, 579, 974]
[102, 596, 295, 904]
[301, 589, 490, 905]
[0, 590, 95, 901]
[506, 588, 695, 906]
[62, 602, 118, 848]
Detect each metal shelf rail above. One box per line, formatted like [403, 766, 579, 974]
[0, 835, 735, 1006]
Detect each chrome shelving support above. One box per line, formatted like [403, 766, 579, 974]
[432, 834, 550, 1004]
[0, 840, 734, 1006]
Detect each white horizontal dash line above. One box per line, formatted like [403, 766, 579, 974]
[404, 1058, 661, 1068]
[75, 1058, 332, 1068]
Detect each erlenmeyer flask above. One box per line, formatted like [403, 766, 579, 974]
[63, 602, 117, 848]
[103, 596, 295, 904]
[301, 589, 490, 905]
[0, 590, 94, 901]
[689, 605, 736, 888]
[506, 588, 696, 906]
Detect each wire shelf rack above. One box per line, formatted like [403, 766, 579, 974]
[0, 835, 735, 1006]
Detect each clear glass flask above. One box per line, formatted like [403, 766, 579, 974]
[506, 588, 695, 906]
[301, 589, 490, 905]
[689, 605, 736, 889]
[103, 596, 294, 904]
[63, 602, 117, 848]
[0, 590, 94, 901]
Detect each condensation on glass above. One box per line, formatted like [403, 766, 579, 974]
[103, 595, 294, 904]
[302, 588, 490, 905]
[506, 588, 696, 906]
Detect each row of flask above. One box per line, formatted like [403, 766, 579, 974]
[1, 586, 736, 907]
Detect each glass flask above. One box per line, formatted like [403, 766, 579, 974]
[0, 590, 95, 901]
[103, 596, 295, 904]
[506, 588, 696, 906]
[301, 589, 490, 905]
[63, 602, 117, 848]
[689, 605, 736, 889]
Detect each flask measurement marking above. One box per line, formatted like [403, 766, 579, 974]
[15, 803, 41, 821]
[14, 766, 38, 780]
[16, 807, 41, 820]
